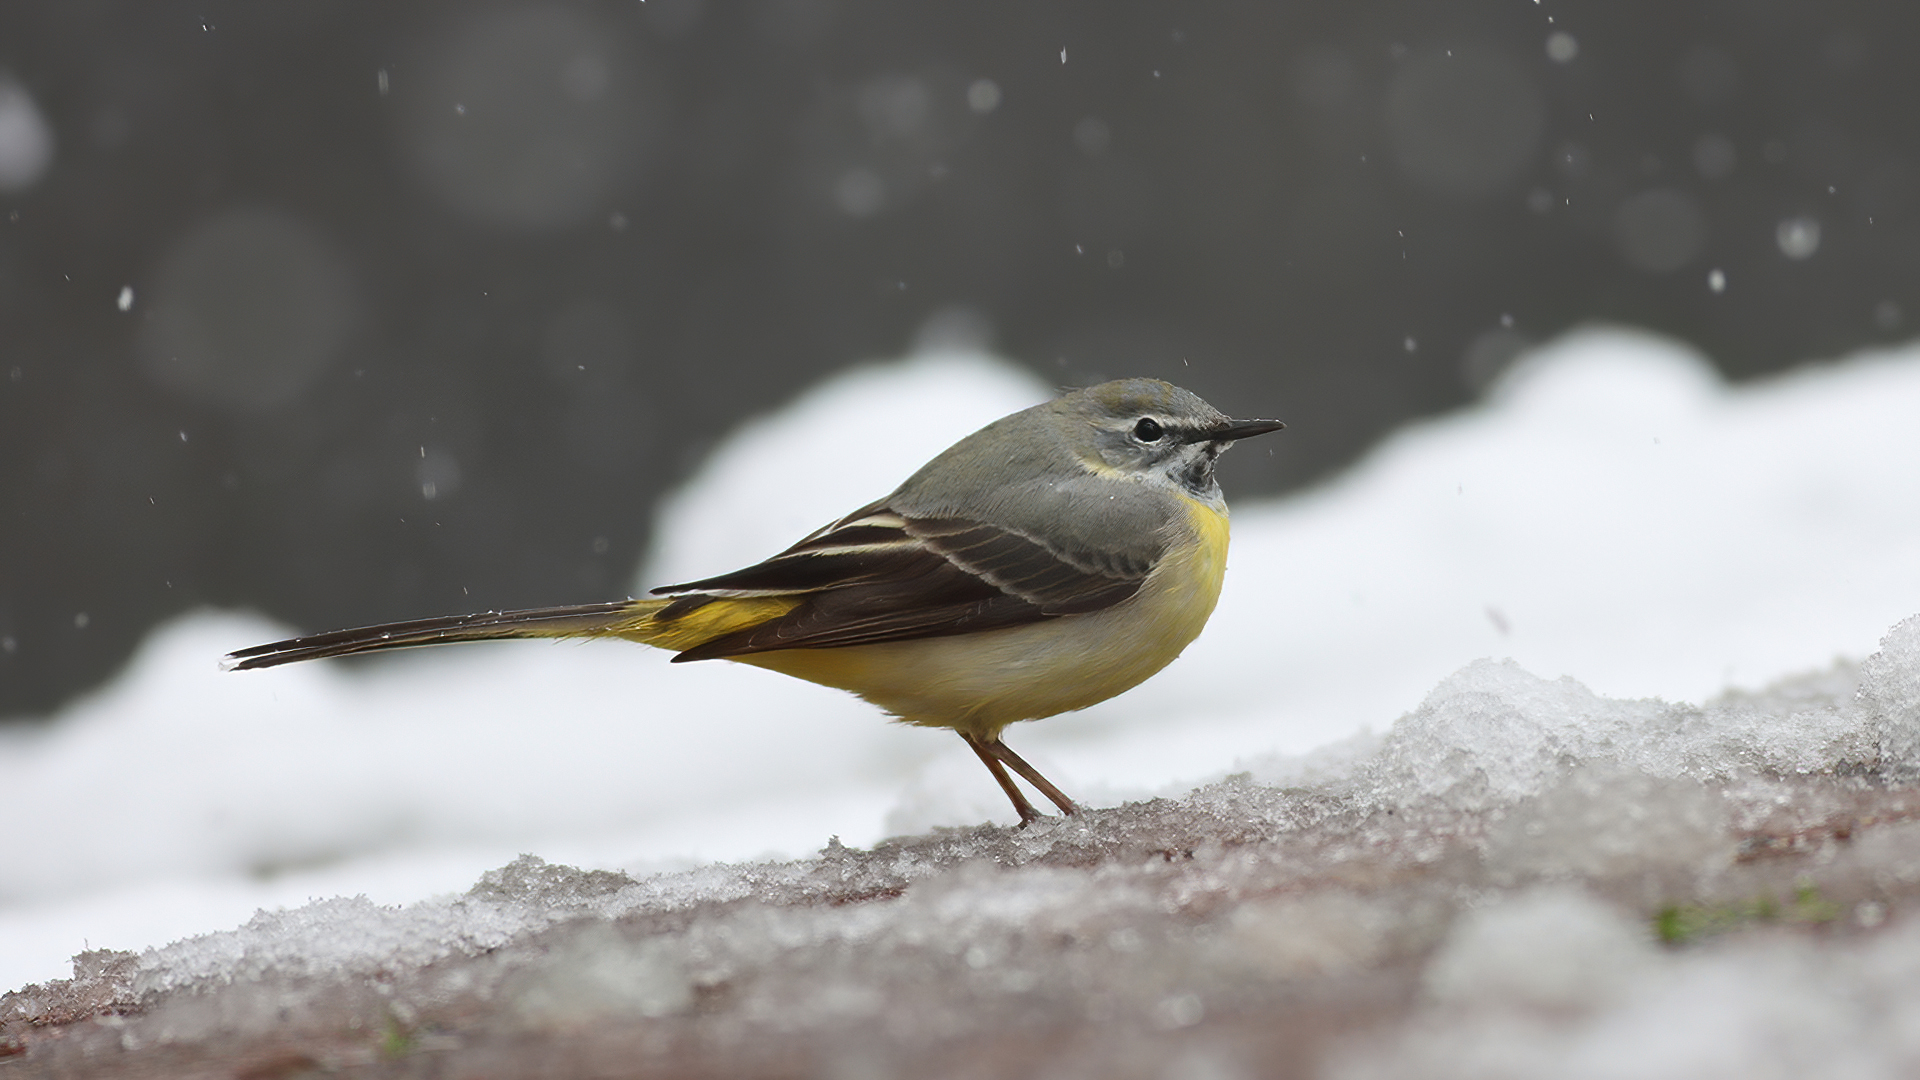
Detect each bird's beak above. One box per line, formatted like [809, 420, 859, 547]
[1183, 418, 1286, 444]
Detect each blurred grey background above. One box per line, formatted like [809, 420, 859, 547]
[1, 0, 1912, 718]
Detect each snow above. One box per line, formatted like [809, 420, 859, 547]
[5, 327, 1920, 1075]
[1339, 897, 1920, 1080]
[7, 633, 1920, 1074]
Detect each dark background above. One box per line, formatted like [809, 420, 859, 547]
[1, 0, 1912, 719]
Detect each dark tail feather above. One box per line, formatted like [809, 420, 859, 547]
[224, 601, 644, 670]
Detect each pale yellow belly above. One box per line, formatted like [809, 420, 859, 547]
[736, 502, 1230, 739]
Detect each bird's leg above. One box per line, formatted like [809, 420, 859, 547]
[984, 738, 1079, 817]
[960, 732, 1042, 825]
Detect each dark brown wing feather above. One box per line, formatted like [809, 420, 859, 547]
[904, 518, 1147, 614]
[662, 507, 1152, 662]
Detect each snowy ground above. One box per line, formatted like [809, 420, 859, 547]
[5, 328, 1920, 1076]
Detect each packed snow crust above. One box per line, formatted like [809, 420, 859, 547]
[6, 616, 1920, 1076]
[6, 329, 1920, 1075]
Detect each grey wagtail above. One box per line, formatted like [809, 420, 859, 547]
[228, 379, 1283, 824]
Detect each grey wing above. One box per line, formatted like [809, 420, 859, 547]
[654, 504, 1155, 660]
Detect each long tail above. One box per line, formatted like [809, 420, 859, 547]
[224, 594, 800, 671]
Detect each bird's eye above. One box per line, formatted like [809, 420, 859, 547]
[1133, 417, 1165, 442]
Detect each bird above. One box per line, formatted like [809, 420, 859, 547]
[227, 378, 1284, 824]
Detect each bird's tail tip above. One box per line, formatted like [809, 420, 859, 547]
[221, 599, 651, 670]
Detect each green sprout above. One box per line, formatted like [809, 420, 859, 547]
[1654, 880, 1842, 945]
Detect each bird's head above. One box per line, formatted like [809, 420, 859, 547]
[1053, 379, 1285, 500]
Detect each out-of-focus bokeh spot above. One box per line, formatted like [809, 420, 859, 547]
[0, 75, 52, 192]
[801, 69, 982, 221]
[1692, 133, 1737, 180]
[396, 7, 658, 231]
[1776, 215, 1822, 260]
[138, 208, 362, 413]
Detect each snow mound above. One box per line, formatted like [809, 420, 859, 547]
[8, 617, 1920, 1077]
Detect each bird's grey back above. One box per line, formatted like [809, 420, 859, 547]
[887, 380, 1211, 578]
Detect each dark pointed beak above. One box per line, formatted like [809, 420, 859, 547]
[1182, 417, 1286, 444]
